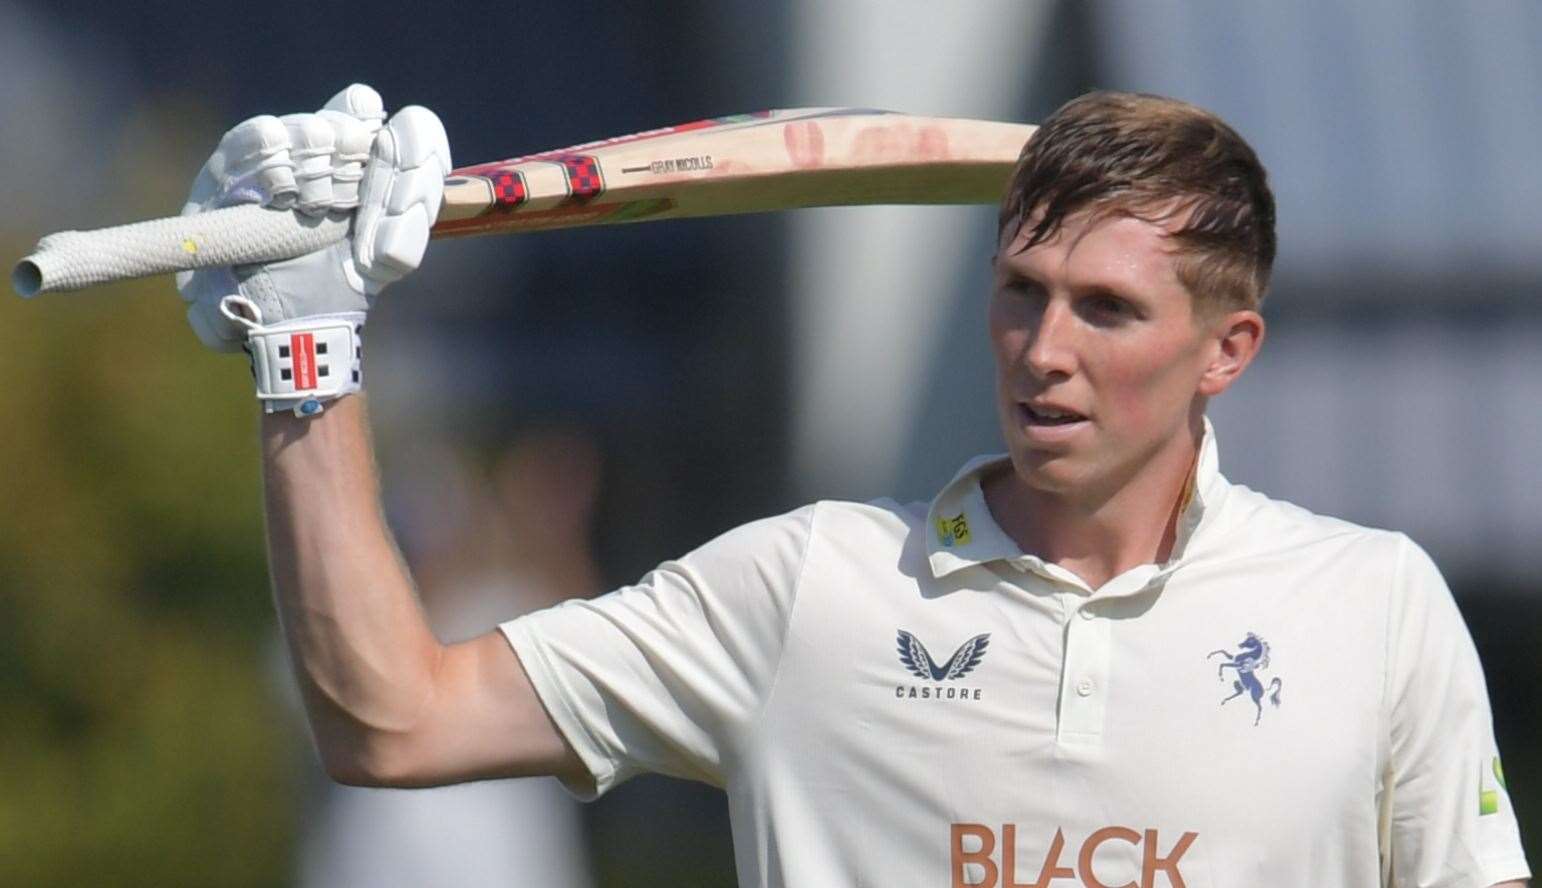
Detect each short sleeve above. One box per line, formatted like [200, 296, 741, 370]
[1382, 535, 1531, 887]
[499, 504, 815, 799]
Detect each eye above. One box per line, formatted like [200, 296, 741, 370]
[998, 277, 1043, 300]
[1084, 292, 1137, 320]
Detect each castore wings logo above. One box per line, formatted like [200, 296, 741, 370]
[897, 629, 991, 681]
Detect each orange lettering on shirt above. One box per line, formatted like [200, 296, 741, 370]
[1077, 826, 1140, 888]
[1140, 830, 1197, 888]
[1028, 828, 1076, 888]
[952, 823, 998, 888]
[1000, 824, 1038, 888]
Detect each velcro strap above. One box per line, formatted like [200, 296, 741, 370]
[220, 296, 363, 417]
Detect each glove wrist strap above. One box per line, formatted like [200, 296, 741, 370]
[219, 296, 363, 417]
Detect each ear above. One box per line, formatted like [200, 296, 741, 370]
[1197, 310, 1265, 397]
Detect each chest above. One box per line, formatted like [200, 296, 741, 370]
[758, 556, 1387, 827]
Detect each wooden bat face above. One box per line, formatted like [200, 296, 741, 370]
[433, 108, 1036, 238]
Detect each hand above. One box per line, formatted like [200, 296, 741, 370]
[177, 84, 450, 412]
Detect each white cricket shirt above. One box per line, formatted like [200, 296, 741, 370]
[502, 421, 1530, 888]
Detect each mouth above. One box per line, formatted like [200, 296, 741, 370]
[1019, 402, 1088, 426]
[1015, 402, 1091, 444]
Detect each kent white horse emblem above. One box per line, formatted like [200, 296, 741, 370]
[1207, 632, 1283, 726]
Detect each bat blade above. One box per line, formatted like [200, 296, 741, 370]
[431, 108, 1035, 238]
[13, 108, 1035, 297]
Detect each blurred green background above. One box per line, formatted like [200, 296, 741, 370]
[0, 257, 298, 883]
[0, 104, 298, 885]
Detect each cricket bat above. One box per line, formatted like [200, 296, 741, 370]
[13, 108, 1035, 298]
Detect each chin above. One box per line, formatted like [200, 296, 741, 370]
[1008, 447, 1086, 495]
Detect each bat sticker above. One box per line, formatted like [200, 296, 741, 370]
[622, 155, 715, 175]
[481, 170, 529, 208]
[554, 155, 604, 202]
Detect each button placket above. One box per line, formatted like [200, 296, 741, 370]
[1057, 602, 1112, 745]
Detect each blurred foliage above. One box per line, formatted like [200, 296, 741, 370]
[0, 104, 300, 884]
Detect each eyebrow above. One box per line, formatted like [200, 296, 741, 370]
[995, 263, 1148, 304]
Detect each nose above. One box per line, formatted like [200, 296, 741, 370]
[1024, 298, 1077, 380]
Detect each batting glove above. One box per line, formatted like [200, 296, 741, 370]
[177, 83, 452, 416]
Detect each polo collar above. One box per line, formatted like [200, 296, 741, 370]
[925, 417, 1228, 580]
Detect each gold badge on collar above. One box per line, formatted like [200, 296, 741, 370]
[936, 513, 972, 547]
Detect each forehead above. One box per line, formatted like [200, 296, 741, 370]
[996, 208, 1187, 297]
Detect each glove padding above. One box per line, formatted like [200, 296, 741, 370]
[177, 84, 452, 352]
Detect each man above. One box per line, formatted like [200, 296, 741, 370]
[183, 85, 1529, 887]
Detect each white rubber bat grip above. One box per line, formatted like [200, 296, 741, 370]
[11, 204, 351, 298]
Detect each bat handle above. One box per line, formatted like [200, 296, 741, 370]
[12, 204, 351, 298]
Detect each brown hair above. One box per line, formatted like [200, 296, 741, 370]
[998, 91, 1276, 313]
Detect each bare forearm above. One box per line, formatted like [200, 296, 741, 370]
[261, 394, 441, 778]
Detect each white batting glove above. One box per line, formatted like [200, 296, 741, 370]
[177, 84, 452, 415]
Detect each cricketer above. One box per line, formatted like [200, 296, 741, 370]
[178, 84, 1529, 888]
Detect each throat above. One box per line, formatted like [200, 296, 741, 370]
[982, 451, 1199, 586]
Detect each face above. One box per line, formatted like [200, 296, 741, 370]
[989, 208, 1260, 502]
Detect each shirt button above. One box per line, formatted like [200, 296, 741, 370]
[1078, 608, 1095, 620]
[1076, 677, 1096, 696]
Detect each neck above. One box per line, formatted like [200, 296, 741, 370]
[985, 412, 1204, 589]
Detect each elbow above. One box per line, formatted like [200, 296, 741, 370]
[315, 735, 390, 787]
[314, 729, 429, 788]
[321, 756, 384, 788]
[305, 669, 448, 787]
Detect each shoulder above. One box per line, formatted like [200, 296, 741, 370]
[699, 497, 926, 554]
[1209, 480, 1413, 569]
[675, 497, 914, 561]
[682, 497, 933, 590]
[650, 495, 930, 594]
[679, 502, 819, 563]
[820, 495, 928, 536]
[1209, 482, 1460, 627]
[665, 498, 917, 589]
[808, 496, 933, 563]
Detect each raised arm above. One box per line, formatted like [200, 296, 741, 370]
[261, 396, 581, 787]
[176, 84, 581, 788]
